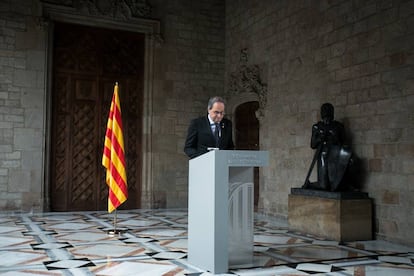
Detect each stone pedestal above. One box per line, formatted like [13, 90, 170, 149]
[288, 188, 372, 242]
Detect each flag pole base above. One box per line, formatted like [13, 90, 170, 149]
[107, 228, 127, 237]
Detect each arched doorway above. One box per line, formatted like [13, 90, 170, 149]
[234, 101, 260, 210]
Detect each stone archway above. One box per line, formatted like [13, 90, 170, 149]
[226, 48, 268, 211]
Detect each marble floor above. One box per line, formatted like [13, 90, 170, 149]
[0, 209, 413, 275]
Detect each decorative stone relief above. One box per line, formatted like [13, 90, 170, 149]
[41, 0, 152, 19]
[40, 0, 163, 44]
[228, 48, 267, 118]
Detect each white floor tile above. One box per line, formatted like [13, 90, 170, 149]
[96, 261, 176, 276]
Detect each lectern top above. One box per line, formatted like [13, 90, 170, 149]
[190, 150, 269, 167]
[225, 150, 268, 167]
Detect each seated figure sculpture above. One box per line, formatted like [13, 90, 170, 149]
[303, 103, 353, 192]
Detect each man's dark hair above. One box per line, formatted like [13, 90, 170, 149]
[207, 96, 226, 110]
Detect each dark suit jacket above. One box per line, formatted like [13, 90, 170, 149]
[184, 115, 234, 159]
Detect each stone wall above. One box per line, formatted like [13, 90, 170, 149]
[150, 0, 225, 207]
[0, 0, 225, 211]
[0, 1, 46, 211]
[225, 0, 414, 245]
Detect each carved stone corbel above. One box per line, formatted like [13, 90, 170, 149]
[34, 16, 50, 31]
[148, 33, 164, 47]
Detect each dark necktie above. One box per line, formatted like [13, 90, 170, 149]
[214, 123, 220, 147]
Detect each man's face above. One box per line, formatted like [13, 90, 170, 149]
[208, 102, 225, 123]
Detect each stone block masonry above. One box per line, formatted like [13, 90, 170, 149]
[0, 0, 46, 211]
[225, 0, 414, 246]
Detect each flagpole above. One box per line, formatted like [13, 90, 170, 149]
[113, 209, 117, 233]
[108, 210, 124, 237]
[104, 81, 128, 237]
[112, 81, 118, 236]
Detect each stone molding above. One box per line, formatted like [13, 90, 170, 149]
[41, 0, 151, 19]
[40, 0, 162, 41]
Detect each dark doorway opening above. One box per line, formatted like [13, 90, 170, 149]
[234, 101, 260, 210]
[50, 22, 145, 211]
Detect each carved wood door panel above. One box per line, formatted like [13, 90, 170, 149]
[50, 22, 144, 211]
[235, 101, 260, 209]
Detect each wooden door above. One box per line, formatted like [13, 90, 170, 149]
[235, 101, 260, 209]
[50, 22, 144, 211]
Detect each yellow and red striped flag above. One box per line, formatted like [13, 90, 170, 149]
[102, 82, 128, 213]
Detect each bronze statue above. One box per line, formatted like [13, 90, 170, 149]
[303, 103, 353, 191]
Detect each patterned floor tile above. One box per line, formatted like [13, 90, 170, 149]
[93, 261, 179, 275]
[1, 210, 413, 276]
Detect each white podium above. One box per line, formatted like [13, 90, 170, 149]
[188, 150, 269, 274]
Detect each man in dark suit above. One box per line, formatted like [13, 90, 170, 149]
[184, 96, 234, 159]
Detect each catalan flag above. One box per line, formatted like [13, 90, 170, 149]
[102, 82, 128, 213]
